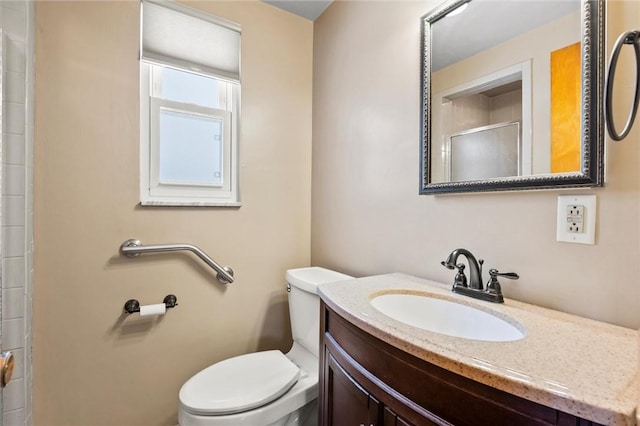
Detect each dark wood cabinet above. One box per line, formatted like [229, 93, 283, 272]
[319, 301, 604, 426]
[324, 351, 379, 426]
[323, 348, 419, 426]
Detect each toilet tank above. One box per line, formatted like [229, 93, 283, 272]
[286, 267, 353, 357]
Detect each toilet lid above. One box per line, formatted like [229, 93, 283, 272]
[179, 350, 300, 415]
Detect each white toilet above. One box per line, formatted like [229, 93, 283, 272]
[178, 267, 353, 426]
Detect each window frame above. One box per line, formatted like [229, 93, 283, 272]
[140, 62, 241, 206]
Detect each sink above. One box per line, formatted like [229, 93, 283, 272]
[370, 293, 525, 342]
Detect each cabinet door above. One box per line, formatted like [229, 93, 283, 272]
[382, 407, 413, 426]
[324, 351, 379, 426]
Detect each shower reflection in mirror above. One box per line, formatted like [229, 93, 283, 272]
[431, 62, 531, 183]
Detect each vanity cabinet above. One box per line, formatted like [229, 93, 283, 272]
[324, 349, 416, 426]
[319, 301, 604, 426]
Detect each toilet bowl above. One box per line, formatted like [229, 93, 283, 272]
[178, 267, 353, 426]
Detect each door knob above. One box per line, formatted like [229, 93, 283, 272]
[0, 351, 15, 388]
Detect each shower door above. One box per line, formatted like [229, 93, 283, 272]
[449, 121, 521, 182]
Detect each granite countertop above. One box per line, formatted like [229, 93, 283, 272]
[318, 273, 638, 426]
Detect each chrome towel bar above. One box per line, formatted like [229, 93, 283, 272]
[119, 239, 235, 284]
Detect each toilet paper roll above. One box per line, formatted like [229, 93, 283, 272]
[139, 303, 166, 316]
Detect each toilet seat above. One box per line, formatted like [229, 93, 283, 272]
[179, 350, 301, 416]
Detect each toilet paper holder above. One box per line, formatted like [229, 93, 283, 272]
[124, 294, 178, 314]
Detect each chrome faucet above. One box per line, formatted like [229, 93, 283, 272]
[441, 248, 518, 303]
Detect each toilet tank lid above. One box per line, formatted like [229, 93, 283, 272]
[286, 267, 353, 294]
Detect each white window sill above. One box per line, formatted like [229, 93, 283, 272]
[140, 200, 242, 207]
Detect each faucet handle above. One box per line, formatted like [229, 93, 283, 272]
[453, 263, 467, 288]
[486, 269, 519, 295]
[489, 269, 519, 280]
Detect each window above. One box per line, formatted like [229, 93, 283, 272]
[140, 0, 241, 206]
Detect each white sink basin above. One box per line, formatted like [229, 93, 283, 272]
[370, 293, 525, 342]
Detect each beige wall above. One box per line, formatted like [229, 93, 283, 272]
[312, 1, 640, 329]
[33, 1, 312, 425]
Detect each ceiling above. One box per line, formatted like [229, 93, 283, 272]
[262, 0, 333, 21]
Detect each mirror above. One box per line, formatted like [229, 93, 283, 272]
[420, 0, 605, 194]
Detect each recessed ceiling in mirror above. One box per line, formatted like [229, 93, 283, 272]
[420, 0, 605, 194]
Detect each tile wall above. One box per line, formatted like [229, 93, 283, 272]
[1, 1, 34, 425]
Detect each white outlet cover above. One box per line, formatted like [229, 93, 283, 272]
[556, 195, 596, 244]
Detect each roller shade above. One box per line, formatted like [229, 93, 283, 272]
[141, 0, 241, 82]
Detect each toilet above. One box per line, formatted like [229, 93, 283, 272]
[178, 267, 353, 426]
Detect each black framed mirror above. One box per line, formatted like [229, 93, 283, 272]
[420, 0, 604, 194]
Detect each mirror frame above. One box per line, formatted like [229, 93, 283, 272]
[420, 0, 605, 194]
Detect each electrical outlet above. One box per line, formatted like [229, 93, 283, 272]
[566, 205, 584, 233]
[557, 195, 596, 244]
